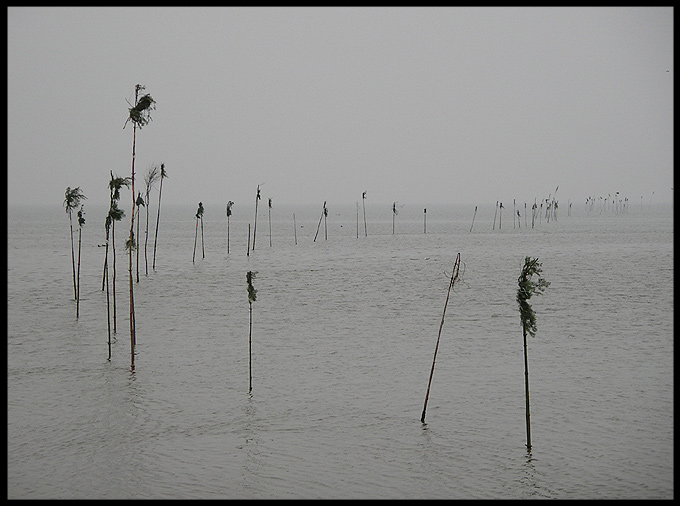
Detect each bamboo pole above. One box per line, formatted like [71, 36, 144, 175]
[523, 325, 532, 449]
[76, 207, 83, 319]
[470, 205, 477, 232]
[421, 252, 461, 424]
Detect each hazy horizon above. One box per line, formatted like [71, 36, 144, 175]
[8, 7, 673, 210]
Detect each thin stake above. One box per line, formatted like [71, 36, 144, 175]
[246, 271, 257, 394]
[470, 205, 477, 232]
[268, 198, 273, 247]
[362, 191, 367, 237]
[293, 213, 297, 245]
[421, 252, 461, 424]
[493, 201, 498, 230]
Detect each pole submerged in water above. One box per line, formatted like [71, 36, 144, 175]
[421, 252, 461, 424]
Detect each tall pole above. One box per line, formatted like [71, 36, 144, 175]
[128, 85, 139, 371]
[523, 324, 532, 450]
[421, 253, 461, 423]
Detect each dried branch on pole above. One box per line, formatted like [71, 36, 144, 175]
[143, 164, 160, 276]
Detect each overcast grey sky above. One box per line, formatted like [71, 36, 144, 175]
[8, 6, 674, 210]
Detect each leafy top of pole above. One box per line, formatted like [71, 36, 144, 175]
[517, 257, 550, 337]
[256, 185, 261, 200]
[226, 201, 234, 217]
[64, 186, 87, 214]
[323, 201, 328, 217]
[144, 164, 161, 192]
[109, 173, 131, 201]
[77, 205, 86, 227]
[135, 192, 145, 207]
[160, 163, 168, 179]
[246, 270, 258, 304]
[362, 191, 367, 199]
[105, 201, 125, 230]
[268, 198, 272, 209]
[195, 202, 204, 219]
[124, 85, 155, 130]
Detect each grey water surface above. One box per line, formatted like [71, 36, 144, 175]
[7, 202, 673, 499]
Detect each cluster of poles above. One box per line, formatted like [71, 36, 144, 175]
[420, 253, 549, 453]
[62, 83, 638, 438]
[65, 84, 160, 372]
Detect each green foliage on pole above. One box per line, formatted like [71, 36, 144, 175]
[517, 257, 550, 337]
[246, 270, 258, 304]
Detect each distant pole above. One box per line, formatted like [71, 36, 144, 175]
[226, 201, 234, 255]
[423, 208, 427, 233]
[268, 198, 272, 247]
[470, 205, 477, 232]
[524, 203, 527, 228]
[356, 202, 359, 239]
[247, 224, 251, 257]
[253, 185, 261, 250]
[362, 192, 367, 237]
[324, 201, 328, 240]
[293, 213, 297, 245]
[513, 199, 516, 229]
[493, 201, 498, 230]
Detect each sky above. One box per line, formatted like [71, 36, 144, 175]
[7, 6, 674, 211]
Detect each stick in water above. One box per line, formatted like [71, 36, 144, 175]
[421, 252, 461, 424]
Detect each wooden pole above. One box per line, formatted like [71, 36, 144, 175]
[193, 215, 198, 263]
[421, 252, 461, 423]
[249, 301, 253, 393]
[493, 201, 498, 230]
[76, 219, 82, 318]
[293, 213, 297, 245]
[253, 185, 260, 250]
[523, 325, 532, 450]
[362, 192, 367, 237]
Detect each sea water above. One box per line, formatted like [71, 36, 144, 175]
[7, 201, 673, 499]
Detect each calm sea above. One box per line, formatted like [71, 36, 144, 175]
[7, 201, 674, 499]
